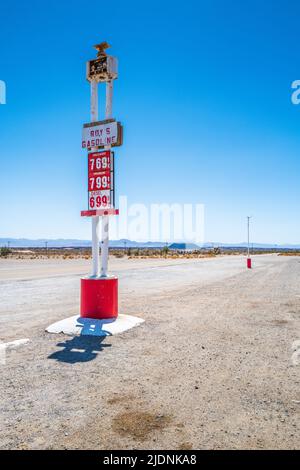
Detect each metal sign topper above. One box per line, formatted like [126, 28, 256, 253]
[86, 42, 118, 83]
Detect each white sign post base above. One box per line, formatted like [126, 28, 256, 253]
[46, 314, 144, 337]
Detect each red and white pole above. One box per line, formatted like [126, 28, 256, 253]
[247, 216, 252, 269]
[80, 53, 118, 320]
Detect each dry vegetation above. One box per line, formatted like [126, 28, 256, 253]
[1, 246, 300, 261]
[0, 248, 90, 260]
[0, 246, 221, 260]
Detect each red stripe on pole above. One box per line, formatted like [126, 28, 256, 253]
[81, 209, 119, 217]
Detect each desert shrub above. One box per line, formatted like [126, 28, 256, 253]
[207, 251, 216, 257]
[142, 249, 152, 257]
[0, 247, 11, 258]
[161, 246, 169, 257]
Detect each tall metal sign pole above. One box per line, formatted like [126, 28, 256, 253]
[247, 216, 252, 269]
[80, 42, 123, 319]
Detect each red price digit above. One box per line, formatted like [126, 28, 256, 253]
[89, 196, 95, 208]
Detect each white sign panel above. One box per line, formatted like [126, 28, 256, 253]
[82, 120, 122, 149]
[88, 190, 112, 210]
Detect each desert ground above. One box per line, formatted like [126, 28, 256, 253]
[0, 254, 299, 449]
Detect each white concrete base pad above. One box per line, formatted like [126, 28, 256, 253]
[46, 314, 144, 337]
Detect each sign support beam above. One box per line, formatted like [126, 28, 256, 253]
[90, 80, 100, 277]
[100, 80, 113, 277]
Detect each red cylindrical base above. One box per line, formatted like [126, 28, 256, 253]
[247, 258, 252, 269]
[80, 277, 118, 319]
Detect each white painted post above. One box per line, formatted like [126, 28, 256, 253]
[100, 80, 113, 277]
[91, 80, 100, 277]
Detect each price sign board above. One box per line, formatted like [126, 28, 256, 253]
[88, 150, 111, 172]
[82, 119, 123, 149]
[88, 174, 111, 191]
[88, 151, 114, 210]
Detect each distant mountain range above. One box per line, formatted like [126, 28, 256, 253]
[1, 238, 300, 249]
[0, 238, 165, 248]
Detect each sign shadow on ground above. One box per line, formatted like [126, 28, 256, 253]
[48, 335, 111, 364]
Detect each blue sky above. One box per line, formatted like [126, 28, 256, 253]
[1, 0, 300, 243]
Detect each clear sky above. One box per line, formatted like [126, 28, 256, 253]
[1, 0, 300, 244]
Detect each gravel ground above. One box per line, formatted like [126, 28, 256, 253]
[0, 254, 299, 449]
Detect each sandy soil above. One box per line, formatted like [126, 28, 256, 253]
[0, 254, 299, 449]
